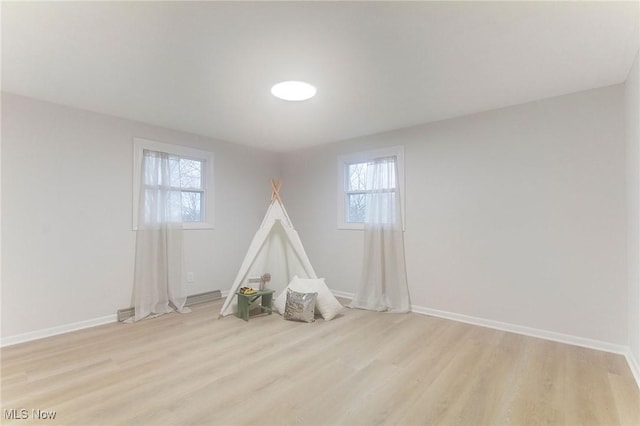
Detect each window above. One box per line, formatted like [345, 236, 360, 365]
[133, 138, 214, 230]
[337, 146, 405, 230]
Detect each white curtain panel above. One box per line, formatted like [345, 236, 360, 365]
[132, 150, 188, 322]
[349, 156, 411, 313]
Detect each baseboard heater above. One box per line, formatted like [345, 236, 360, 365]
[117, 290, 222, 322]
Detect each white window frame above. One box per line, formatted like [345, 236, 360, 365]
[133, 138, 214, 230]
[337, 146, 405, 230]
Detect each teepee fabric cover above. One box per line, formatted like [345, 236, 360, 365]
[219, 181, 317, 317]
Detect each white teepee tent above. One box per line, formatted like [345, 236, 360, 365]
[219, 179, 317, 317]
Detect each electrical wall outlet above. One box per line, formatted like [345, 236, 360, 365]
[187, 272, 195, 283]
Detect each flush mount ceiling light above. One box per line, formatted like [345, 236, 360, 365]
[270, 81, 317, 101]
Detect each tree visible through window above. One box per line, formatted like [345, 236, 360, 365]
[346, 162, 367, 222]
[338, 146, 404, 230]
[142, 150, 205, 223]
[344, 158, 397, 224]
[133, 138, 214, 230]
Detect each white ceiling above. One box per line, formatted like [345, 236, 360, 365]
[2, 1, 639, 152]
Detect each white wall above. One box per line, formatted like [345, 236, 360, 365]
[2, 83, 632, 352]
[282, 85, 628, 345]
[1, 93, 279, 339]
[626, 49, 640, 371]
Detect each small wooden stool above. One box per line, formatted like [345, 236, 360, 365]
[236, 289, 275, 321]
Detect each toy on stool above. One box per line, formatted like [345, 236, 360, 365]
[259, 273, 271, 290]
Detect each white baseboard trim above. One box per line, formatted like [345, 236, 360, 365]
[625, 350, 640, 389]
[330, 290, 637, 389]
[412, 305, 628, 355]
[411, 305, 640, 389]
[1, 314, 117, 348]
[331, 289, 356, 299]
[4, 292, 638, 390]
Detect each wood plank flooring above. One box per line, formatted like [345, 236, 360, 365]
[1, 299, 638, 425]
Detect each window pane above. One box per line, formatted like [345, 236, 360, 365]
[366, 191, 396, 224]
[382, 161, 396, 189]
[345, 159, 398, 224]
[142, 151, 181, 187]
[167, 156, 182, 187]
[168, 190, 184, 221]
[142, 152, 203, 190]
[143, 188, 154, 223]
[347, 160, 397, 191]
[346, 193, 366, 223]
[181, 191, 202, 222]
[368, 158, 396, 190]
[142, 189, 183, 223]
[141, 153, 204, 223]
[143, 151, 161, 186]
[180, 159, 203, 189]
[135, 140, 214, 228]
[339, 149, 403, 229]
[347, 162, 368, 191]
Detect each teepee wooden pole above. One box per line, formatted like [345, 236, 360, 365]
[270, 179, 283, 205]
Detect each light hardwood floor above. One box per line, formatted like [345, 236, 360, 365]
[1, 299, 639, 426]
